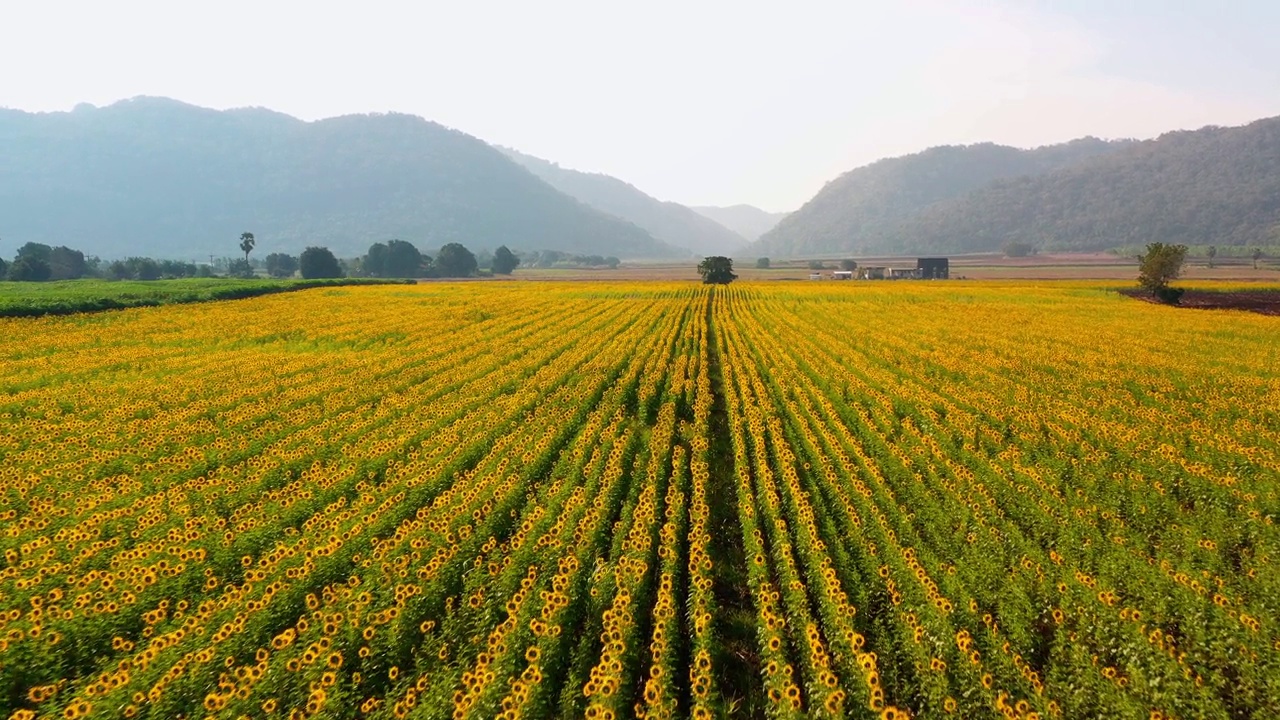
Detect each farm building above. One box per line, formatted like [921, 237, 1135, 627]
[832, 270, 854, 280]
[917, 257, 949, 279]
[888, 267, 921, 279]
[859, 266, 886, 280]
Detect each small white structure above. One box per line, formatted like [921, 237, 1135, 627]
[832, 271, 853, 280]
[809, 272, 822, 280]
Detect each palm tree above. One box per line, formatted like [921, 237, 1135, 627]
[239, 232, 256, 267]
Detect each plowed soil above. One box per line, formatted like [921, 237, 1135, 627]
[1121, 288, 1280, 316]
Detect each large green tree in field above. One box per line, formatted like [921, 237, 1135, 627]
[265, 253, 299, 278]
[436, 243, 478, 278]
[8, 256, 52, 282]
[698, 256, 737, 285]
[491, 245, 519, 275]
[300, 246, 343, 279]
[364, 239, 424, 278]
[48, 246, 87, 280]
[1138, 242, 1188, 304]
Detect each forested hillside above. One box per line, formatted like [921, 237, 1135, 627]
[752, 137, 1129, 256]
[501, 148, 745, 256]
[0, 98, 681, 259]
[885, 118, 1280, 253]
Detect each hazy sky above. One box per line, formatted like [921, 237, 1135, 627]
[4, 0, 1278, 211]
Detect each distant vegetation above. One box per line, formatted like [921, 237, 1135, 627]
[755, 137, 1127, 256]
[885, 119, 1280, 255]
[0, 97, 683, 260]
[0, 277, 403, 318]
[502, 148, 741, 256]
[758, 118, 1280, 257]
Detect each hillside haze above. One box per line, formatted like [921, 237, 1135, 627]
[753, 138, 1129, 257]
[500, 148, 747, 256]
[0, 98, 682, 260]
[883, 118, 1280, 254]
[690, 205, 789, 242]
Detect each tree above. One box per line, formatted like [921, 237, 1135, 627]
[436, 243, 478, 278]
[368, 240, 425, 278]
[756, 257, 770, 269]
[107, 260, 132, 280]
[605, 257, 620, 269]
[839, 259, 858, 271]
[1253, 248, 1264, 269]
[48, 246, 87, 280]
[228, 259, 253, 277]
[1138, 242, 1187, 304]
[239, 232, 256, 268]
[265, 253, 299, 278]
[807, 260, 826, 270]
[1207, 245, 1217, 268]
[130, 258, 161, 281]
[492, 245, 519, 275]
[364, 243, 388, 277]
[300, 247, 343, 279]
[1003, 241, 1035, 258]
[16, 242, 53, 263]
[697, 256, 737, 285]
[0, 257, 7, 278]
[8, 256, 52, 282]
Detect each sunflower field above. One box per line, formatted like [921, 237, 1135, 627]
[1, 281, 1278, 720]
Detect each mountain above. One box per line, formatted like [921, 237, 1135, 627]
[0, 97, 683, 260]
[500, 148, 746, 256]
[883, 118, 1280, 254]
[690, 205, 789, 242]
[752, 137, 1130, 257]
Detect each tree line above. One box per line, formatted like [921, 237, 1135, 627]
[0, 235, 545, 282]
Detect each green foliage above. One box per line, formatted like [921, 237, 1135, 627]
[839, 258, 857, 271]
[299, 247, 343, 279]
[103, 257, 196, 281]
[758, 120, 1280, 256]
[807, 260, 826, 270]
[755, 257, 770, 269]
[265, 253, 299, 278]
[239, 232, 255, 264]
[436, 243, 478, 278]
[697, 256, 737, 285]
[756, 137, 1126, 256]
[15, 242, 53, 263]
[0, 278, 402, 318]
[491, 245, 519, 275]
[0, 98, 679, 259]
[1003, 241, 1036, 257]
[0, 257, 7, 278]
[228, 258, 254, 278]
[7, 256, 51, 282]
[1207, 245, 1217, 268]
[364, 239, 425, 278]
[1138, 242, 1188, 303]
